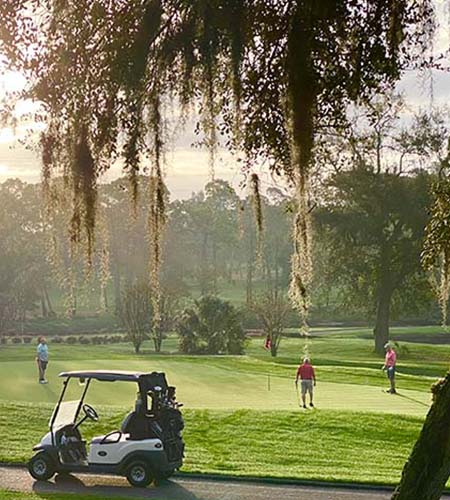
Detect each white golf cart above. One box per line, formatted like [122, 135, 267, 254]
[28, 370, 184, 487]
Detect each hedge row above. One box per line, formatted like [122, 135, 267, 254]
[0, 335, 129, 345]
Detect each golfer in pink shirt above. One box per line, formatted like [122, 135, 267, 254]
[382, 343, 397, 394]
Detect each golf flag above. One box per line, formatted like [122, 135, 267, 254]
[264, 335, 272, 351]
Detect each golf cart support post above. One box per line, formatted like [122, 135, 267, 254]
[28, 370, 185, 488]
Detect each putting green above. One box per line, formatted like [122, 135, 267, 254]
[0, 358, 431, 416]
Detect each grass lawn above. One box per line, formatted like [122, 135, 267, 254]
[0, 402, 423, 485]
[1, 326, 449, 484]
[0, 343, 435, 414]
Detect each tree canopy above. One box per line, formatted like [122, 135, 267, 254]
[0, 0, 435, 328]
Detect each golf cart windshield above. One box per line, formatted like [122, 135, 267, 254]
[50, 400, 80, 430]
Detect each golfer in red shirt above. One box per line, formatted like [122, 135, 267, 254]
[295, 357, 316, 408]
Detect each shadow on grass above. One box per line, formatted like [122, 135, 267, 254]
[32, 473, 201, 499]
[397, 392, 430, 408]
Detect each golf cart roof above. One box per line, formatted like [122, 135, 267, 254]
[59, 370, 145, 381]
[58, 370, 169, 394]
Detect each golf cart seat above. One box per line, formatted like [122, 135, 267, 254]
[91, 431, 126, 445]
[120, 411, 149, 440]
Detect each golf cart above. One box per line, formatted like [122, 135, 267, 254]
[28, 370, 185, 487]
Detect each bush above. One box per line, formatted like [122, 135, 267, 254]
[66, 336, 77, 344]
[0, 337, 7, 345]
[79, 336, 90, 345]
[23, 337, 32, 344]
[177, 296, 245, 355]
[52, 336, 63, 344]
[12, 337, 22, 344]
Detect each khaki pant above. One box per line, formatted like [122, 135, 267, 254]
[38, 360, 48, 381]
[301, 379, 313, 396]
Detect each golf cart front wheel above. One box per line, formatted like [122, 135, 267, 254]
[28, 452, 56, 481]
[126, 461, 153, 487]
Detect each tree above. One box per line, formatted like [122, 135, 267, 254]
[392, 111, 450, 500]
[159, 268, 189, 337]
[177, 296, 245, 355]
[262, 189, 292, 292]
[252, 290, 291, 357]
[0, 180, 51, 331]
[120, 281, 152, 354]
[392, 374, 450, 500]
[317, 166, 431, 353]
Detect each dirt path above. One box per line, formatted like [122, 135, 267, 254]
[3, 465, 449, 500]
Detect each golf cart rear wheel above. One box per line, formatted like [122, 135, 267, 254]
[126, 461, 153, 487]
[28, 452, 56, 481]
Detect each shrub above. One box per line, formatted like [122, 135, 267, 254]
[66, 336, 77, 344]
[52, 336, 63, 344]
[12, 337, 22, 344]
[23, 337, 32, 344]
[79, 336, 90, 345]
[177, 296, 245, 355]
[0, 337, 7, 345]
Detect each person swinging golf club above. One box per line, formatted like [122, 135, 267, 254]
[295, 357, 316, 408]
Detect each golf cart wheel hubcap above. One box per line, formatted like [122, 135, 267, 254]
[34, 459, 47, 475]
[131, 466, 146, 482]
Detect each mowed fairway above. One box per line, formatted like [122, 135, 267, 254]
[0, 357, 432, 415]
[0, 328, 446, 415]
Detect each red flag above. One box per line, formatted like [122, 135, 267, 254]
[264, 335, 272, 351]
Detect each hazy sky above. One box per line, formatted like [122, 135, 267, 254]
[0, 3, 449, 199]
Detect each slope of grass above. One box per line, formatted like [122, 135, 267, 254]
[0, 402, 423, 485]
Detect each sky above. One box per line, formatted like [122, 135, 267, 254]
[0, 2, 449, 200]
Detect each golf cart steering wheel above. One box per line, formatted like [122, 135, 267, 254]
[82, 404, 99, 422]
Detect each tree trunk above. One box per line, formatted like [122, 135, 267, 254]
[392, 374, 450, 500]
[269, 330, 278, 357]
[153, 331, 162, 353]
[41, 292, 48, 318]
[200, 233, 209, 295]
[113, 269, 122, 316]
[246, 229, 254, 306]
[212, 241, 217, 294]
[373, 289, 392, 354]
[100, 284, 108, 312]
[44, 287, 55, 317]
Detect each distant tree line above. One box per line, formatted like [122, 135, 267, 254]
[0, 103, 446, 353]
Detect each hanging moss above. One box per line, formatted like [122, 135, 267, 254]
[71, 128, 97, 266]
[0, 0, 435, 334]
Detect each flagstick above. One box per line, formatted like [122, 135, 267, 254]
[268, 372, 270, 391]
